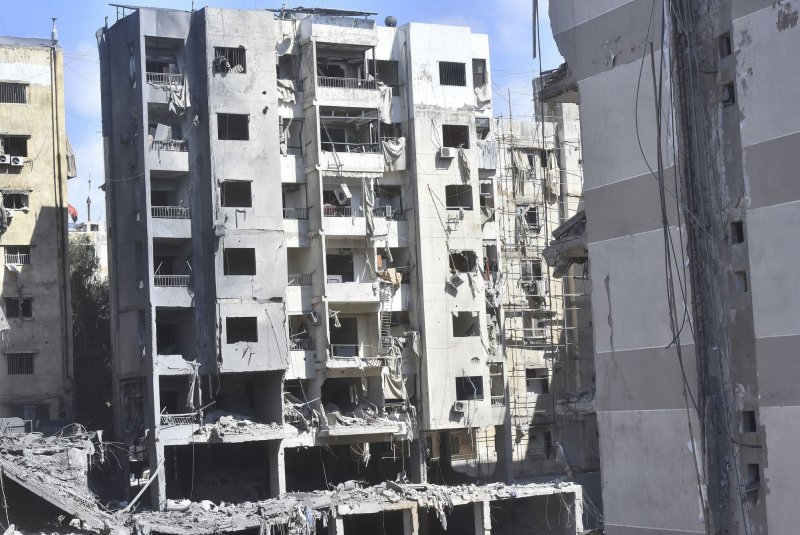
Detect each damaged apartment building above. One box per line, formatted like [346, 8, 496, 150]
[546, 0, 800, 533]
[0, 33, 75, 427]
[98, 5, 587, 533]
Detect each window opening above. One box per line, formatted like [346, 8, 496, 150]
[226, 317, 258, 343]
[455, 376, 484, 401]
[439, 61, 466, 86]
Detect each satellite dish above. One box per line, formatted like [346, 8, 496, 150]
[276, 37, 292, 56]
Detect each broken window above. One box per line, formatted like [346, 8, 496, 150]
[719, 32, 732, 58]
[221, 181, 252, 208]
[4, 246, 30, 265]
[329, 317, 358, 358]
[452, 311, 480, 337]
[730, 220, 744, 244]
[722, 82, 736, 106]
[5, 297, 32, 319]
[442, 124, 469, 148]
[226, 317, 258, 343]
[439, 61, 466, 86]
[523, 313, 547, 341]
[526, 368, 549, 394]
[288, 314, 313, 350]
[223, 248, 256, 276]
[325, 254, 355, 283]
[213, 46, 247, 73]
[0, 83, 26, 104]
[6, 353, 34, 375]
[475, 117, 490, 140]
[319, 108, 379, 153]
[370, 60, 400, 96]
[218, 113, 249, 140]
[734, 270, 748, 293]
[489, 363, 504, 405]
[280, 118, 304, 155]
[472, 59, 487, 87]
[449, 250, 478, 273]
[455, 376, 484, 401]
[445, 185, 473, 210]
[2, 192, 28, 210]
[528, 429, 553, 458]
[523, 205, 540, 230]
[0, 135, 28, 157]
[479, 182, 494, 219]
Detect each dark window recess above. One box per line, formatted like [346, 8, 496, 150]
[475, 117, 490, 140]
[226, 317, 258, 343]
[439, 61, 466, 86]
[221, 181, 252, 208]
[0, 83, 26, 104]
[445, 185, 473, 210]
[442, 124, 469, 148]
[449, 251, 478, 273]
[524, 206, 540, 229]
[218, 113, 249, 140]
[730, 220, 744, 244]
[5, 297, 32, 319]
[472, 59, 487, 87]
[746, 463, 760, 491]
[7, 353, 34, 375]
[371, 60, 400, 96]
[455, 376, 484, 401]
[528, 430, 553, 458]
[526, 368, 549, 394]
[0, 136, 28, 157]
[2, 193, 28, 210]
[719, 32, 732, 58]
[452, 311, 480, 337]
[722, 82, 736, 106]
[223, 248, 256, 276]
[213, 46, 246, 73]
[741, 410, 757, 433]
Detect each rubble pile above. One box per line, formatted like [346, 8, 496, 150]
[192, 410, 284, 441]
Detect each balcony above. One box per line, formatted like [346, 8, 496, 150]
[146, 72, 185, 104]
[151, 206, 191, 238]
[4, 253, 30, 265]
[152, 206, 190, 219]
[288, 273, 312, 287]
[331, 344, 359, 358]
[283, 207, 308, 220]
[148, 139, 188, 172]
[155, 274, 190, 287]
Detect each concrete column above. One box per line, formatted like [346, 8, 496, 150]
[149, 439, 166, 510]
[495, 422, 514, 483]
[474, 500, 491, 535]
[330, 516, 344, 535]
[269, 440, 286, 496]
[403, 507, 419, 535]
[408, 437, 427, 483]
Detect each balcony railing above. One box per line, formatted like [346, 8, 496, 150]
[317, 76, 378, 90]
[323, 205, 361, 217]
[331, 344, 359, 358]
[160, 413, 198, 426]
[4, 253, 30, 265]
[491, 395, 505, 407]
[146, 72, 184, 86]
[154, 274, 191, 287]
[321, 141, 381, 154]
[288, 273, 312, 286]
[152, 206, 190, 219]
[289, 337, 314, 351]
[150, 139, 187, 152]
[283, 207, 308, 220]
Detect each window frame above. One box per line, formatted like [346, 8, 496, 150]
[7, 352, 34, 375]
[438, 61, 467, 87]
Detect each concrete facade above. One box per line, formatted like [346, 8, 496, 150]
[99, 7, 586, 532]
[549, 0, 800, 532]
[0, 35, 74, 426]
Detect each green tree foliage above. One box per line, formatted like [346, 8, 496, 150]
[69, 234, 113, 432]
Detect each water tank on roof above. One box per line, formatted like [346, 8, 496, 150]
[385, 16, 397, 28]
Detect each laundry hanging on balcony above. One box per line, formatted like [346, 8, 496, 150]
[474, 83, 491, 111]
[377, 81, 393, 124]
[382, 136, 405, 172]
[277, 79, 297, 105]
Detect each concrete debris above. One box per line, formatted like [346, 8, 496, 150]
[132, 480, 580, 535]
[557, 384, 597, 415]
[192, 410, 284, 442]
[542, 209, 587, 278]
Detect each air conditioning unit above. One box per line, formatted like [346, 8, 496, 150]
[10, 156, 24, 167]
[333, 184, 352, 205]
[0, 155, 9, 165]
[452, 401, 466, 414]
[438, 147, 456, 159]
[306, 310, 320, 326]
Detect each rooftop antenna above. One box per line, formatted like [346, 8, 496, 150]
[51, 18, 58, 44]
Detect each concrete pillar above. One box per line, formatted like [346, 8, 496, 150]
[408, 437, 427, 483]
[403, 507, 419, 535]
[474, 500, 491, 535]
[150, 439, 166, 510]
[330, 516, 344, 535]
[495, 422, 514, 483]
[269, 440, 286, 496]
[572, 487, 584, 535]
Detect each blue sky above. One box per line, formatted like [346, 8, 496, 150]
[0, 1, 562, 222]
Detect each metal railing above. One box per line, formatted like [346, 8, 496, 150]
[4, 253, 30, 265]
[160, 413, 198, 426]
[491, 395, 505, 407]
[288, 273, 312, 286]
[283, 207, 308, 220]
[323, 205, 361, 217]
[154, 274, 190, 287]
[317, 76, 378, 90]
[146, 72, 184, 85]
[151, 206, 190, 219]
[150, 139, 187, 152]
[372, 206, 405, 220]
[289, 337, 314, 351]
[331, 344, 359, 358]
[321, 141, 381, 154]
